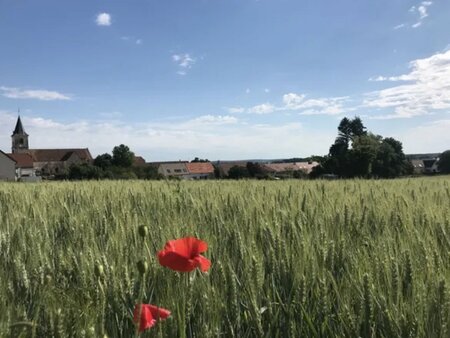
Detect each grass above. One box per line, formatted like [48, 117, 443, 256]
[0, 177, 449, 337]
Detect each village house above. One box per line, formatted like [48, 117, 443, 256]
[7, 153, 40, 182]
[8, 116, 93, 179]
[185, 162, 215, 179]
[149, 161, 215, 179]
[0, 150, 16, 181]
[262, 162, 319, 176]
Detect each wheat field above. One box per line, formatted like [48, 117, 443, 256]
[0, 177, 449, 337]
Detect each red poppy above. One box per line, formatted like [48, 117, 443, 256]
[157, 237, 211, 272]
[133, 304, 171, 333]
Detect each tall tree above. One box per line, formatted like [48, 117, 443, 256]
[112, 144, 135, 168]
[438, 150, 450, 174]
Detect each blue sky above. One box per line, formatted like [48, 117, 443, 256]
[0, 0, 449, 160]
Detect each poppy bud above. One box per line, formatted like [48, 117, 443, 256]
[45, 274, 52, 285]
[94, 262, 104, 279]
[138, 225, 148, 238]
[137, 260, 148, 275]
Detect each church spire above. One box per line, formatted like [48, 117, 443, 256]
[13, 115, 27, 135]
[11, 114, 29, 153]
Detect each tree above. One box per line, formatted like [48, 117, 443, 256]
[112, 144, 134, 168]
[246, 162, 266, 178]
[68, 163, 102, 180]
[337, 116, 367, 145]
[372, 138, 409, 178]
[438, 150, 450, 173]
[317, 117, 410, 179]
[94, 153, 113, 169]
[348, 134, 381, 177]
[191, 157, 209, 163]
[228, 166, 250, 179]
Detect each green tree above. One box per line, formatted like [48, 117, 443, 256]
[348, 133, 381, 177]
[112, 144, 134, 168]
[228, 165, 250, 179]
[372, 138, 409, 178]
[438, 150, 450, 173]
[246, 162, 266, 178]
[93, 153, 113, 169]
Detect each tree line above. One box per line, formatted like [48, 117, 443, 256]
[63, 117, 450, 180]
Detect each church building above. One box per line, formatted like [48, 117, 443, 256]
[9, 116, 93, 178]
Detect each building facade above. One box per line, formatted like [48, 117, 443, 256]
[0, 150, 16, 181]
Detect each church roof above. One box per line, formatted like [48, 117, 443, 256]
[7, 153, 33, 168]
[12, 116, 28, 136]
[26, 149, 93, 162]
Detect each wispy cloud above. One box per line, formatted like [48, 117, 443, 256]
[410, 1, 432, 28]
[248, 103, 276, 114]
[234, 93, 348, 116]
[0, 86, 72, 101]
[190, 115, 238, 125]
[365, 49, 450, 119]
[96, 13, 112, 26]
[172, 53, 196, 75]
[121, 36, 143, 45]
[227, 107, 246, 114]
[394, 1, 432, 30]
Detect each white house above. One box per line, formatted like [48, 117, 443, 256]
[0, 150, 16, 181]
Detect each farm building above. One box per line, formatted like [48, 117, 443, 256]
[0, 150, 16, 181]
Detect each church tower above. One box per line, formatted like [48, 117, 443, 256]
[11, 116, 29, 154]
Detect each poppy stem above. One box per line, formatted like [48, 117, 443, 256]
[135, 272, 146, 337]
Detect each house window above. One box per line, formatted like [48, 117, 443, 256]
[174, 169, 182, 173]
[167, 169, 171, 173]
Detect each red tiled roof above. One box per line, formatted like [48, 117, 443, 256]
[133, 156, 146, 166]
[26, 149, 93, 162]
[7, 153, 33, 168]
[186, 162, 214, 174]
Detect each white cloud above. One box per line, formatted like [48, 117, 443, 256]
[96, 13, 111, 26]
[281, 93, 348, 115]
[0, 86, 72, 101]
[248, 103, 276, 114]
[227, 107, 245, 114]
[365, 49, 450, 119]
[399, 119, 450, 153]
[245, 88, 251, 94]
[238, 93, 348, 116]
[190, 115, 238, 125]
[264, 88, 270, 93]
[0, 110, 333, 160]
[369, 75, 414, 82]
[172, 54, 196, 75]
[394, 23, 406, 30]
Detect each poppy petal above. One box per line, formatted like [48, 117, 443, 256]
[158, 251, 197, 272]
[194, 255, 211, 272]
[148, 305, 171, 319]
[133, 304, 156, 332]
